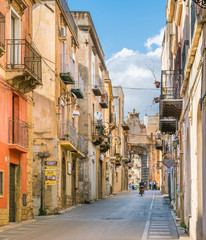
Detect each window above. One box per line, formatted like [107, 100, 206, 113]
[0, 171, 3, 196]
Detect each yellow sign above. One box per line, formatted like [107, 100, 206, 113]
[45, 169, 56, 185]
[45, 171, 56, 176]
[45, 166, 57, 170]
[45, 181, 56, 186]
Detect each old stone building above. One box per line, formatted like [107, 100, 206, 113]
[71, 11, 109, 202]
[32, 0, 85, 215]
[160, 1, 206, 239]
[127, 110, 160, 189]
[0, 0, 42, 225]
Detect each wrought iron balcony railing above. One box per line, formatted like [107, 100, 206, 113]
[161, 70, 182, 100]
[60, 121, 77, 147]
[160, 87, 180, 100]
[5, 39, 42, 83]
[0, 12, 5, 55]
[71, 72, 84, 98]
[99, 92, 108, 108]
[8, 118, 28, 149]
[92, 121, 105, 137]
[60, 54, 75, 84]
[92, 75, 103, 96]
[78, 133, 85, 154]
[58, 0, 78, 41]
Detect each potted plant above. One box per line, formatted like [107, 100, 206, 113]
[154, 97, 159, 103]
[154, 81, 160, 88]
[64, 133, 70, 139]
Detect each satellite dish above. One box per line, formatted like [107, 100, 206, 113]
[94, 111, 103, 120]
[163, 153, 175, 168]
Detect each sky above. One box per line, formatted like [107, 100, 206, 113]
[68, 0, 167, 121]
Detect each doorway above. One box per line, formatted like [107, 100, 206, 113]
[9, 164, 16, 222]
[98, 160, 102, 199]
[72, 157, 76, 205]
[61, 153, 66, 208]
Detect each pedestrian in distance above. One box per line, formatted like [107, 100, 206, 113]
[153, 180, 157, 190]
[149, 181, 152, 190]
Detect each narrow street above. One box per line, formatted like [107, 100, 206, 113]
[0, 191, 179, 240]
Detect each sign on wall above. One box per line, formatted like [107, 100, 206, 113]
[67, 162, 72, 175]
[45, 170, 56, 185]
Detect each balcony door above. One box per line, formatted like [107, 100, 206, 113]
[91, 50, 95, 87]
[12, 93, 19, 145]
[61, 42, 65, 73]
[10, 9, 21, 67]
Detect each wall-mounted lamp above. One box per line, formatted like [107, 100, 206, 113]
[72, 104, 80, 116]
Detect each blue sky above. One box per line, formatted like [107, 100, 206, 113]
[68, 0, 166, 59]
[68, 0, 167, 120]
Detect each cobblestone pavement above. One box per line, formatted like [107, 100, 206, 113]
[0, 191, 179, 240]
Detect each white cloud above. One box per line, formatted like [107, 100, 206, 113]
[144, 28, 164, 51]
[106, 29, 164, 120]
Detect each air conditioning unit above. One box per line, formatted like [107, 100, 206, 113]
[59, 26, 67, 40]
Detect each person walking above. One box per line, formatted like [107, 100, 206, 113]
[149, 181, 152, 190]
[153, 180, 157, 190]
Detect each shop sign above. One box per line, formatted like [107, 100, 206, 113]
[45, 170, 56, 185]
[45, 161, 57, 166]
[67, 162, 72, 175]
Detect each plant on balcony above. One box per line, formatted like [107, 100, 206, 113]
[64, 133, 70, 139]
[154, 97, 159, 103]
[154, 81, 160, 88]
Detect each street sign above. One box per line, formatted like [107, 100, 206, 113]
[45, 161, 57, 166]
[166, 168, 172, 174]
[163, 153, 175, 168]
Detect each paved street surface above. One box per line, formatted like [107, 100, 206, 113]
[0, 191, 179, 240]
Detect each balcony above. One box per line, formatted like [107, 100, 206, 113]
[181, 4, 206, 96]
[160, 71, 182, 133]
[110, 145, 121, 161]
[160, 119, 177, 134]
[77, 133, 85, 157]
[156, 161, 163, 169]
[8, 118, 28, 153]
[122, 122, 130, 130]
[60, 54, 75, 84]
[60, 121, 77, 150]
[100, 137, 110, 153]
[92, 121, 104, 145]
[155, 137, 163, 150]
[99, 92, 108, 108]
[0, 12, 5, 57]
[5, 39, 42, 93]
[71, 73, 84, 99]
[92, 75, 102, 96]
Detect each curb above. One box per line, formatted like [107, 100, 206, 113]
[0, 219, 36, 233]
[171, 211, 190, 240]
[57, 204, 83, 214]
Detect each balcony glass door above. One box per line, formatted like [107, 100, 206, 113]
[10, 12, 21, 67]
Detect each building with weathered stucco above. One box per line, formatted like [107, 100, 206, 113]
[71, 11, 110, 202]
[127, 110, 160, 189]
[32, 0, 85, 215]
[0, 0, 42, 225]
[160, 1, 206, 239]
